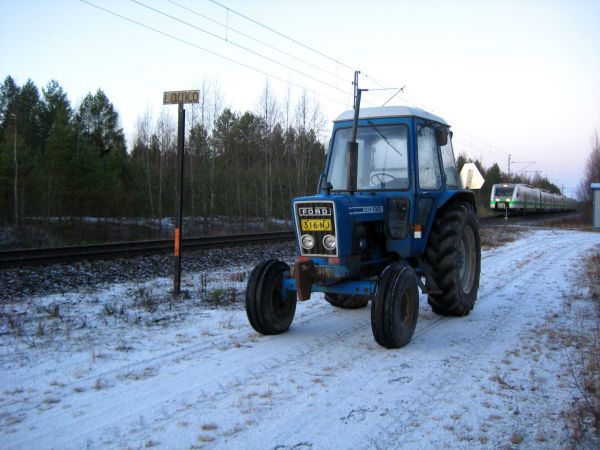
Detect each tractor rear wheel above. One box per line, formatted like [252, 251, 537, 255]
[324, 294, 369, 309]
[425, 202, 481, 316]
[245, 260, 296, 335]
[371, 263, 419, 349]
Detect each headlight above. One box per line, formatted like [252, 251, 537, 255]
[301, 234, 315, 250]
[323, 234, 336, 250]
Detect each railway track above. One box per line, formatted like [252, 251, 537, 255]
[1, 211, 579, 269]
[477, 210, 581, 227]
[0, 231, 295, 269]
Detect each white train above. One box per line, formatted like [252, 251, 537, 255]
[490, 183, 576, 213]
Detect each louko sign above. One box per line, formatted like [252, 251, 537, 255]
[163, 90, 200, 296]
[163, 90, 200, 105]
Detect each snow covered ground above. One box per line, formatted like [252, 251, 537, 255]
[1, 228, 599, 449]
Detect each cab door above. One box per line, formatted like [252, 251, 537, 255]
[414, 121, 444, 254]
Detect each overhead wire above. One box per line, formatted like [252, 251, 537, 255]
[199, 0, 382, 107]
[452, 137, 512, 170]
[203, 0, 389, 108]
[83, 0, 516, 162]
[206, 0, 356, 73]
[128, 0, 349, 96]
[358, 69, 513, 161]
[79, 0, 351, 108]
[452, 137, 509, 161]
[165, 0, 351, 87]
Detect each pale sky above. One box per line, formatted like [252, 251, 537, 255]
[2, 0, 599, 196]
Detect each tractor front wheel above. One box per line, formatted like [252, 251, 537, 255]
[245, 260, 297, 335]
[371, 263, 419, 349]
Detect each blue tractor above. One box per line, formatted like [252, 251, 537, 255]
[245, 104, 481, 348]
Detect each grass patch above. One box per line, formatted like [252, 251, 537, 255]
[537, 210, 593, 230]
[561, 245, 600, 447]
[510, 431, 524, 445]
[480, 226, 526, 249]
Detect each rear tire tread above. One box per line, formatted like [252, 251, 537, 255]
[425, 202, 481, 316]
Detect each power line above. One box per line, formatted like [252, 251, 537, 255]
[129, 0, 349, 96]
[453, 137, 509, 161]
[206, 0, 357, 73]
[452, 137, 511, 167]
[203, 0, 517, 162]
[79, 0, 351, 107]
[165, 0, 351, 87]
[452, 127, 509, 157]
[203, 0, 390, 107]
[360, 71, 512, 159]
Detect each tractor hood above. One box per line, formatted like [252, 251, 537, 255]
[292, 193, 385, 258]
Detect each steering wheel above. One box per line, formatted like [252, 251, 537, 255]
[370, 172, 397, 185]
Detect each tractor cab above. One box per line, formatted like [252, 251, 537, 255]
[292, 107, 464, 278]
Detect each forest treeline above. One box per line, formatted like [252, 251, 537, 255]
[0, 75, 565, 237]
[0, 76, 326, 232]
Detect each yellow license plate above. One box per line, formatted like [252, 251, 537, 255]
[301, 219, 332, 232]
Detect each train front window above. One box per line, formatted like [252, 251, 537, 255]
[495, 187, 513, 197]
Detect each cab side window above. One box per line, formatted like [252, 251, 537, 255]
[440, 134, 459, 188]
[417, 125, 442, 190]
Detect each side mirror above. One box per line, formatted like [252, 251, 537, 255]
[435, 128, 448, 147]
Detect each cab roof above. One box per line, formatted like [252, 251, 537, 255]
[334, 106, 448, 126]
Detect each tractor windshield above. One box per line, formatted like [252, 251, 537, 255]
[326, 124, 409, 191]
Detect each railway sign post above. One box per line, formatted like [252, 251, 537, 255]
[163, 90, 200, 296]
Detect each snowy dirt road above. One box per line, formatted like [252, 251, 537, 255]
[1, 228, 599, 449]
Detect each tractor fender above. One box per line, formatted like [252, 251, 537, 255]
[414, 189, 477, 253]
[435, 189, 477, 215]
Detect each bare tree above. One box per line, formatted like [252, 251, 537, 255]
[156, 108, 176, 219]
[134, 108, 154, 217]
[283, 84, 293, 131]
[295, 89, 308, 132]
[208, 79, 225, 222]
[257, 79, 279, 130]
[257, 80, 280, 218]
[308, 95, 326, 139]
[577, 130, 600, 204]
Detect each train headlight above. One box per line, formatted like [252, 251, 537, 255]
[301, 234, 315, 250]
[323, 234, 336, 251]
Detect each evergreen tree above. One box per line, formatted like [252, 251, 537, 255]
[0, 76, 20, 221]
[74, 89, 127, 216]
[40, 80, 74, 216]
[76, 89, 125, 156]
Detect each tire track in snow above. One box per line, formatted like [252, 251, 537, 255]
[4, 306, 373, 449]
[3, 233, 543, 431]
[214, 230, 598, 449]
[0, 302, 340, 412]
[0, 231, 559, 447]
[4, 230, 599, 449]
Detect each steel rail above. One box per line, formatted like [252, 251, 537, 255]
[0, 231, 295, 269]
[0, 211, 578, 268]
